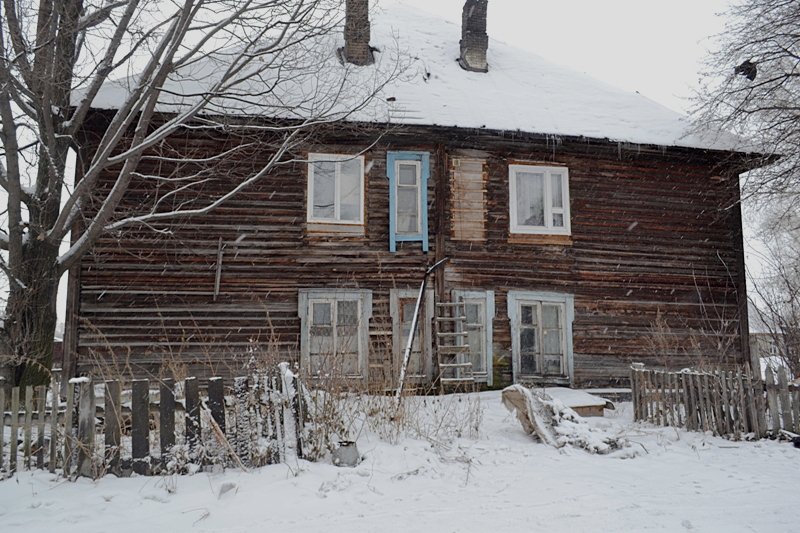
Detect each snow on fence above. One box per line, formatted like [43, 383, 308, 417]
[0, 368, 304, 480]
[630, 364, 800, 439]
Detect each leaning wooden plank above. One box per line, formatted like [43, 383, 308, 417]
[24, 386, 33, 469]
[10, 387, 20, 473]
[792, 387, 800, 433]
[629, 368, 640, 421]
[184, 377, 200, 453]
[77, 379, 96, 478]
[680, 373, 693, 430]
[755, 370, 769, 438]
[777, 368, 793, 431]
[672, 373, 683, 427]
[765, 366, 781, 434]
[207, 377, 225, 435]
[105, 381, 121, 475]
[234, 377, 251, 464]
[694, 373, 708, 432]
[36, 385, 46, 468]
[131, 380, 150, 475]
[159, 379, 175, 465]
[735, 368, 750, 434]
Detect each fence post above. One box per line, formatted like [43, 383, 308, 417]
[62, 380, 77, 477]
[131, 380, 150, 475]
[777, 368, 792, 431]
[292, 375, 304, 460]
[629, 365, 641, 421]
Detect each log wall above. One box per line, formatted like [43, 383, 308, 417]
[68, 121, 749, 387]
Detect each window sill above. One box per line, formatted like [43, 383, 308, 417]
[307, 222, 365, 237]
[508, 233, 573, 246]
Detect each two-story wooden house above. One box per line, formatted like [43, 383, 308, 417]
[64, 1, 759, 389]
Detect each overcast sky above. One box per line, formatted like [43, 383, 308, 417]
[398, 0, 732, 114]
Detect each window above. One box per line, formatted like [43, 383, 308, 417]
[298, 289, 372, 380]
[387, 151, 429, 252]
[452, 290, 495, 384]
[507, 291, 574, 384]
[508, 165, 570, 234]
[390, 289, 433, 382]
[307, 154, 365, 224]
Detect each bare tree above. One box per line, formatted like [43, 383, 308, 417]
[693, 0, 799, 207]
[0, 0, 402, 385]
[749, 208, 800, 379]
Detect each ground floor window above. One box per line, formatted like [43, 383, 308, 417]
[452, 289, 495, 385]
[390, 289, 433, 382]
[507, 291, 574, 384]
[298, 289, 372, 380]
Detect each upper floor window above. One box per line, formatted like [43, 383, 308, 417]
[509, 165, 570, 235]
[307, 153, 364, 225]
[387, 151, 429, 252]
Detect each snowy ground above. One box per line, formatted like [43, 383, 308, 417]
[1, 391, 796, 532]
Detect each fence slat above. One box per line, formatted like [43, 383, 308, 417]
[777, 368, 792, 431]
[0, 385, 5, 473]
[77, 379, 96, 478]
[23, 386, 33, 469]
[49, 373, 59, 473]
[208, 377, 225, 435]
[63, 381, 76, 476]
[711, 373, 724, 436]
[791, 387, 800, 433]
[36, 385, 46, 468]
[185, 377, 200, 452]
[105, 381, 121, 475]
[131, 380, 150, 475]
[719, 371, 732, 436]
[160, 379, 175, 464]
[10, 387, 19, 473]
[234, 377, 251, 464]
[743, 367, 759, 437]
[765, 366, 780, 434]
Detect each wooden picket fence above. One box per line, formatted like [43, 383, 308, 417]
[630, 363, 800, 439]
[0, 369, 304, 479]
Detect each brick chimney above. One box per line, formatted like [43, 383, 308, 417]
[342, 0, 373, 66]
[458, 0, 488, 72]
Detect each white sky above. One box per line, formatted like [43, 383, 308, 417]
[397, 0, 732, 114]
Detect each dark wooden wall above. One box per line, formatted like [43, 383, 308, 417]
[67, 120, 749, 387]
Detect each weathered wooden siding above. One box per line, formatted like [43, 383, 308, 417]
[68, 121, 749, 387]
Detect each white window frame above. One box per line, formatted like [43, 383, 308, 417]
[390, 288, 434, 383]
[298, 289, 372, 381]
[452, 289, 495, 385]
[394, 160, 422, 236]
[307, 153, 365, 225]
[508, 164, 570, 235]
[507, 290, 574, 385]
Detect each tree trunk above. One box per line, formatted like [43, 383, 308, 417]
[1, 240, 61, 387]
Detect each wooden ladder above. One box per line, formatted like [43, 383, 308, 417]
[435, 299, 476, 393]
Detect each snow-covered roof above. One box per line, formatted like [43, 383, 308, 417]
[86, 2, 749, 153]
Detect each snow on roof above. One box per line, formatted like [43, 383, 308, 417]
[85, 2, 749, 153]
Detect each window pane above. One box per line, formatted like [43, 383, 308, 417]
[339, 160, 361, 221]
[521, 304, 537, 326]
[312, 162, 335, 219]
[543, 329, 562, 354]
[553, 213, 564, 227]
[516, 171, 544, 227]
[542, 304, 560, 328]
[397, 187, 419, 233]
[551, 174, 563, 208]
[398, 163, 418, 186]
[312, 302, 331, 326]
[543, 354, 563, 375]
[464, 302, 485, 373]
[520, 326, 538, 374]
[465, 303, 480, 325]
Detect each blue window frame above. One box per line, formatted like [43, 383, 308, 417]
[387, 151, 430, 252]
